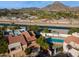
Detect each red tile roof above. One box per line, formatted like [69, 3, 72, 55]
[7, 31, 36, 46]
[21, 31, 36, 42]
[8, 34, 27, 45]
[64, 36, 79, 44]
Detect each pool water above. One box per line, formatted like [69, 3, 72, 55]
[46, 38, 64, 43]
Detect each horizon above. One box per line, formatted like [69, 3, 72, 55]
[0, 1, 79, 9]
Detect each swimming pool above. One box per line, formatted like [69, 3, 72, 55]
[46, 38, 64, 43]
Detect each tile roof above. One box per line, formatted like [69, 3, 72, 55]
[8, 34, 27, 45]
[21, 31, 36, 42]
[7, 31, 36, 46]
[64, 36, 79, 44]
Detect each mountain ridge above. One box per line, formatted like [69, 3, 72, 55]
[42, 1, 79, 12]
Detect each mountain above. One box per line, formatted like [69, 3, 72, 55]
[42, 1, 79, 12]
[42, 1, 69, 11]
[72, 7, 79, 11]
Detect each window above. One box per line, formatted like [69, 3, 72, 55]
[11, 48, 16, 51]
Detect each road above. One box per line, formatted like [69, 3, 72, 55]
[0, 19, 79, 28]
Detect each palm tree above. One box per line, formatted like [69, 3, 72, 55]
[36, 36, 49, 50]
[36, 36, 53, 56]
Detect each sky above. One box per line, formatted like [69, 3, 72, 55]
[0, 1, 79, 9]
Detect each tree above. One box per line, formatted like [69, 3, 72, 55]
[42, 28, 49, 33]
[25, 48, 32, 55]
[14, 25, 20, 29]
[36, 36, 49, 50]
[0, 38, 8, 54]
[0, 31, 8, 54]
[52, 31, 59, 34]
[0, 31, 3, 38]
[68, 28, 79, 34]
[28, 25, 39, 31]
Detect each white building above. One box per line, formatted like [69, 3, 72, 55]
[63, 36, 79, 57]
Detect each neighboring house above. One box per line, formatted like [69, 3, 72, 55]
[13, 30, 21, 36]
[29, 16, 38, 20]
[4, 29, 21, 38]
[7, 30, 37, 57]
[11, 17, 17, 20]
[3, 29, 14, 37]
[8, 42, 26, 57]
[72, 32, 79, 37]
[63, 36, 79, 57]
[19, 27, 26, 32]
[7, 34, 27, 57]
[21, 31, 36, 42]
[28, 41, 40, 57]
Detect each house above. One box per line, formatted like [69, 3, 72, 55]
[13, 30, 21, 36]
[63, 36, 79, 57]
[4, 29, 21, 37]
[19, 27, 26, 32]
[29, 16, 38, 20]
[3, 29, 14, 37]
[27, 41, 40, 57]
[72, 32, 79, 37]
[8, 42, 26, 57]
[7, 30, 37, 57]
[7, 34, 27, 57]
[21, 31, 36, 42]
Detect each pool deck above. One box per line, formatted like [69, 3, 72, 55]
[41, 32, 71, 40]
[45, 35, 66, 41]
[48, 36, 66, 40]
